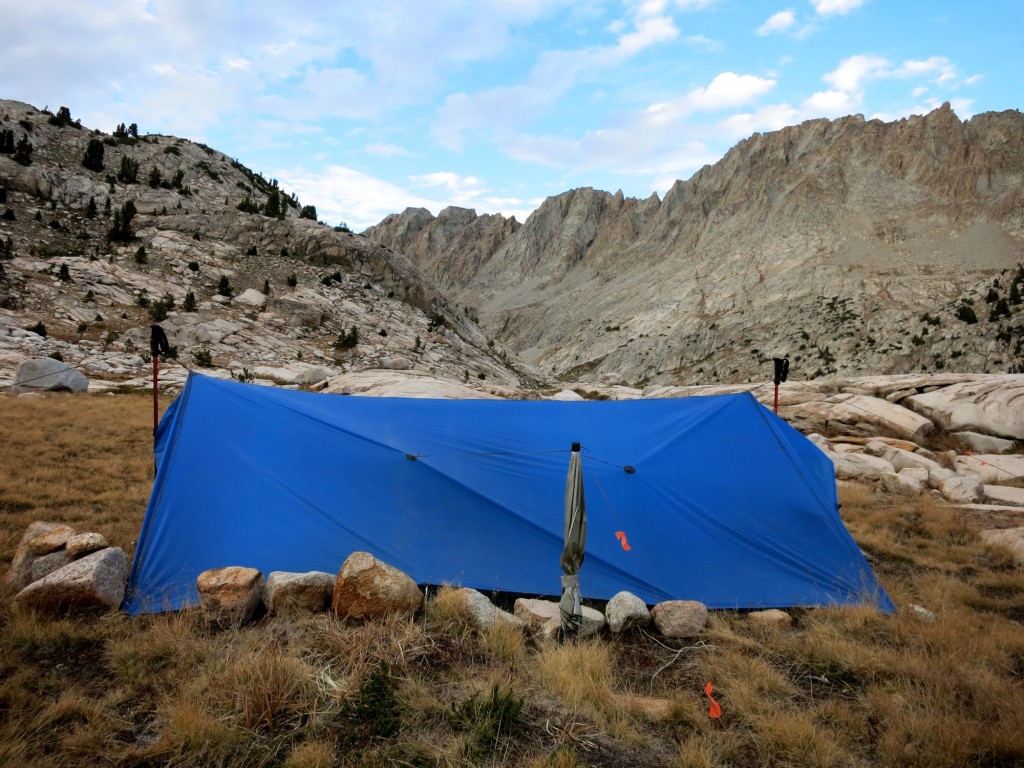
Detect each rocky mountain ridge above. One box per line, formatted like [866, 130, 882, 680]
[0, 99, 543, 393]
[366, 104, 1024, 387]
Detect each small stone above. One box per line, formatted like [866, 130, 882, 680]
[13, 358, 88, 392]
[332, 552, 422, 620]
[910, 604, 936, 622]
[651, 600, 709, 638]
[450, 588, 526, 630]
[14, 547, 128, 613]
[28, 525, 76, 556]
[940, 474, 985, 504]
[880, 470, 924, 496]
[197, 566, 265, 627]
[5, 521, 65, 591]
[747, 609, 792, 630]
[31, 550, 69, 583]
[605, 591, 652, 633]
[263, 571, 334, 616]
[978, 528, 1024, 566]
[513, 597, 605, 639]
[66, 532, 110, 560]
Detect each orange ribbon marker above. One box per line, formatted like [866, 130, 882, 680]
[704, 682, 722, 719]
[615, 531, 632, 551]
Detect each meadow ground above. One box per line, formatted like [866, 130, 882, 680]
[1, 392, 1023, 767]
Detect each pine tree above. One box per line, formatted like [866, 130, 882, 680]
[148, 166, 162, 188]
[183, 291, 197, 312]
[86, 196, 97, 219]
[299, 204, 317, 220]
[118, 156, 139, 184]
[217, 275, 233, 297]
[263, 188, 280, 218]
[82, 139, 105, 171]
[13, 134, 33, 166]
[108, 200, 137, 242]
[0, 128, 14, 153]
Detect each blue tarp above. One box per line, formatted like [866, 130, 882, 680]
[123, 373, 893, 614]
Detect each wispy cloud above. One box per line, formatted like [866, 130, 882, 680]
[756, 9, 797, 35]
[431, 2, 681, 152]
[810, 0, 864, 16]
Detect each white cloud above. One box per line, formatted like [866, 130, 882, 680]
[409, 171, 487, 200]
[756, 9, 797, 35]
[810, 0, 864, 16]
[276, 165, 437, 230]
[646, 72, 777, 124]
[823, 54, 890, 93]
[802, 89, 857, 116]
[893, 56, 956, 85]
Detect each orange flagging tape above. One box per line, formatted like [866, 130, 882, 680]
[704, 682, 722, 719]
[615, 531, 632, 551]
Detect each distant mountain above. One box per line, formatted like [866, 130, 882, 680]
[0, 99, 541, 391]
[366, 104, 1024, 386]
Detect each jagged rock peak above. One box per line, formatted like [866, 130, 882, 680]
[366, 104, 1024, 386]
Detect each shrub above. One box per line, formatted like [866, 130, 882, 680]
[955, 304, 978, 324]
[427, 312, 446, 332]
[188, 261, 199, 272]
[148, 166, 162, 188]
[193, 348, 213, 367]
[82, 139, 105, 171]
[237, 197, 260, 214]
[49, 350, 64, 362]
[183, 291, 197, 312]
[990, 298, 1011, 321]
[47, 106, 78, 128]
[286, 273, 297, 288]
[337, 661, 401, 745]
[262, 279, 271, 295]
[83, 289, 95, 302]
[135, 290, 150, 308]
[26, 322, 47, 337]
[334, 326, 358, 350]
[449, 683, 524, 754]
[134, 246, 147, 264]
[217, 275, 233, 297]
[0, 128, 14, 153]
[299, 205, 317, 220]
[57, 264, 71, 281]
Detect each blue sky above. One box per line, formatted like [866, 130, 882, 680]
[1, 0, 1021, 229]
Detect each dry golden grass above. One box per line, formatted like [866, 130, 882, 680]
[1, 394, 1024, 767]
